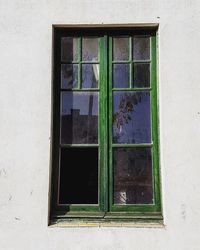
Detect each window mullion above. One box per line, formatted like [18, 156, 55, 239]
[108, 36, 113, 211]
[99, 35, 109, 212]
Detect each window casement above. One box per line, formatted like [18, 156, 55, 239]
[50, 26, 162, 226]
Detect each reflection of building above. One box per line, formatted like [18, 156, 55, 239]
[61, 109, 98, 144]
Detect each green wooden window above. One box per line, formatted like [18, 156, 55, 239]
[50, 27, 162, 224]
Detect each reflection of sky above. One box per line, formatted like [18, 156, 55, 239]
[61, 92, 98, 115]
[113, 92, 151, 143]
[113, 64, 129, 88]
[82, 64, 99, 88]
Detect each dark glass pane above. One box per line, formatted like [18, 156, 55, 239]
[59, 147, 98, 204]
[82, 64, 99, 88]
[82, 38, 98, 61]
[61, 37, 79, 62]
[134, 63, 150, 87]
[133, 37, 150, 60]
[113, 64, 129, 88]
[61, 92, 98, 144]
[113, 91, 151, 143]
[61, 64, 78, 89]
[113, 148, 153, 204]
[113, 37, 129, 61]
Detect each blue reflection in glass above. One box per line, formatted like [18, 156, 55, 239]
[61, 92, 98, 144]
[113, 92, 151, 144]
[113, 64, 129, 88]
[82, 64, 99, 88]
[61, 64, 78, 89]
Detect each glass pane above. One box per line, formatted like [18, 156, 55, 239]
[61, 64, 78, 89]
[82, 38, 98, 61]
[113, 148, 153, 204]
[61, 37, 79, 62]
[133, 37, 150, 60]
[61, 92, 98, 144]
[82, 64, 99, 88]
[113, 64, 129, 88]
[134, 63, 150, 87]
[113, 92, 151, 144]
[113, 37, 129, 61]
[59, 147, 98, 204]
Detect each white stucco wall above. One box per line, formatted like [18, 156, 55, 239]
[0, 0, 200, 249]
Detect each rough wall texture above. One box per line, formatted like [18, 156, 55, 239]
[0, 1, 200, 249]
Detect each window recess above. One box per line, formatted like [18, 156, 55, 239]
[50, 27, 162, 225]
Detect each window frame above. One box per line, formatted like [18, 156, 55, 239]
[50, 26, 162, 225]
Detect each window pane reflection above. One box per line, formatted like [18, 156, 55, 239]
[61, 92, 98, 144]
[61, 37, 79, 62]
[134, 63, 150, 87]
[82, 64, 99, 88]
[133, 37, 150, 60]
[113, 64, 129, 88]
[113, 148, 153, 204]
[82, 38, 99, 61]
[61, 64, 78, 89]
[113, 37, 129, 61]
[113, 92, 151, 144]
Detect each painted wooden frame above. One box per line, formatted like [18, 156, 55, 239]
[50, 27, 162, 223]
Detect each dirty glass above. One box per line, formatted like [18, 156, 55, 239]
[113, 37, 129, 61]
[113, 64, 129, 88]
[82, 38, 99, 61]
[112, 91, 151, 144]
[133, 37, 150, 60]
[134, 63, 150, 87]
[113, 148, 153, 204]
[82, 64, 99, 88]
[61, 64, 78, 89]
[60, 92, 98, 144]
[61, 37, 79, 62]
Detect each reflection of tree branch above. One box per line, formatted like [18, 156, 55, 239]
[113, 93, 142, 130]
